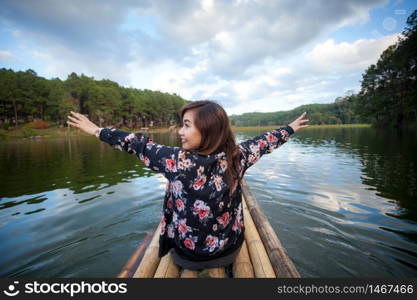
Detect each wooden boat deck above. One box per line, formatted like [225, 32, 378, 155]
[118, 179, 300, 278]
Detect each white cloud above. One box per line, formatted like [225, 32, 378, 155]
[127, 31, 400, 115]
[306, 33, 401, 72]
[0, 50, 16, 61]
[31, 50, 49, 59]
[1, 0, 401, 115]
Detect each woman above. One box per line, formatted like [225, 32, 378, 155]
[67, 100, 309, 278]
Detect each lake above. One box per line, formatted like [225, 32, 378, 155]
[1, 126, 416, 277]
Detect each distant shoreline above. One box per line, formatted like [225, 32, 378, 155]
[0, 124, 372, 140]
[232, 124, 371, 130]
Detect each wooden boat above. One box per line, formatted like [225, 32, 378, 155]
[118, 179, 300, 278]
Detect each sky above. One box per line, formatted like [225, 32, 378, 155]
[0, 0, 415, 115]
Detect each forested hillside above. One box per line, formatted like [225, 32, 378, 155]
[0, 70, 189, 129]
[230, 94, 366, 126]
[1, 10, 415, 130]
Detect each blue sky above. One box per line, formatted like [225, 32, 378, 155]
[329, 0, 412, 42]
[0, 0, 415, 115]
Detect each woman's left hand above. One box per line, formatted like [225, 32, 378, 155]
[67, 111, 99, 136]
[288, 112, 309, 133]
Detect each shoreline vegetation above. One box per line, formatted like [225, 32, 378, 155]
[0, 124, 372, 141]
[1, 10, 416, 138]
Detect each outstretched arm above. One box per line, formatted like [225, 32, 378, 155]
[67, 111, 179, 178]
[238, 112, 309, 173]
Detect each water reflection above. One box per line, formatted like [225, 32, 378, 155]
[236, 127, 417, 276]
[0, 127, 416, 277]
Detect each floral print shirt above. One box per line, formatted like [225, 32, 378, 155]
[99, 125, 295, 261]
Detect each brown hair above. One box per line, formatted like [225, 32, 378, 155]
[179, 100, 242, 196]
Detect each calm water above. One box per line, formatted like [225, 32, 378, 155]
[1, 127, 416, 277]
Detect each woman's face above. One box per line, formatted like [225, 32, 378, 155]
[178, 109, 202, 151]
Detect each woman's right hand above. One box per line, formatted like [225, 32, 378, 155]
[67, 111, 100, 136]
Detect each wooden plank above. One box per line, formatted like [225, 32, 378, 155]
[117, 229, 155, 278]
[232, 240, 255, 278]
[207, 268, 226, 278]
[154, 252, 180, 278]
[241, 179, 300, 278]
[242, 195, 276, 278]
[180, 269, 199, 278]
[133, 222, 162, 278]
